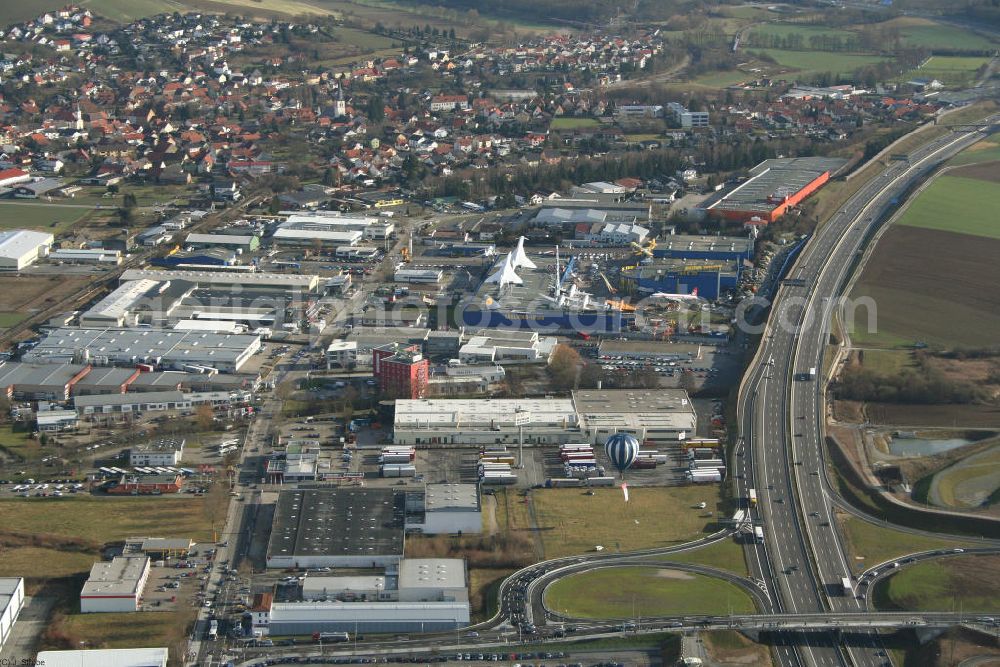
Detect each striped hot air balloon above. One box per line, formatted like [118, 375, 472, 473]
[604, 432, 639, 479]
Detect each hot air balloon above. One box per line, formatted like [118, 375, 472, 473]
[604, 432, 639, 478]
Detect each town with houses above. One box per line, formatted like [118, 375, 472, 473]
[0, 2, 996, 667]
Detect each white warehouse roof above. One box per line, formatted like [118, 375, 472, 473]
[120, 269, 319, 292]
[272, 228, 363, 244]
[0, 229, 54, 259]
[394, 398, 577, 429]
[35, 648, 168, 667]
[81, 280, 160, 322]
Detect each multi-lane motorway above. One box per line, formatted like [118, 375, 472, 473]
[735, 117, 999, 667]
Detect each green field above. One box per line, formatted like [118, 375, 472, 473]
[895, 176, 1000, 240]
[749, 24, 856, 42]
[838, 516, 975, 574]
[0, 312, 27, 328]
[691, 69, 752, 88]
[750, 48, 890, 77]
[530, 487, 723, 558]
[545, 566, 757, 619]
[0, 202, 89, 234]
[549, 117, 601, 130]
[874, 555, 1000, 612]
[0, 424, 37, 459]
[920, 56, 990, 72]
[335, 26, 396, 50]
[903, 56, 990, 87]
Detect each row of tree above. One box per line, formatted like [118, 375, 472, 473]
[834, 366, 987, 405]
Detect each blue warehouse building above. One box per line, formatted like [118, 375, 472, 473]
[653, 234, 754, 264]
[619, 258, 741, 301]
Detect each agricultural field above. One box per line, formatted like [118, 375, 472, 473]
[850, 227, 1000, 347]
[544, 566, 757, 618]
[874, 554, 1000, 612]
[949, 138, 1000, 167]
[879, 17, 998, 52]
[529, 486, 723, 558]
[860, 403, 1000, 429]
[850, 151, 1000, 348]
[749, 23, 856, 43]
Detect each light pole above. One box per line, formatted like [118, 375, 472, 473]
[514, 409, 531, 469]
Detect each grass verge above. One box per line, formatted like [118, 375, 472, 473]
[544, 566, 756, 619]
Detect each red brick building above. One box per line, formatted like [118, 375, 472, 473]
[107, 473, 183, 495]
[372, 344, 428, 399]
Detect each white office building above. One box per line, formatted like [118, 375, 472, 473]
[458, 329, 557, 365]
[128, 438, 185, 467]
[326, 340, 358, 369]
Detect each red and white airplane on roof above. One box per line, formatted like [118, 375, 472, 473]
[648, 287, 702, 304]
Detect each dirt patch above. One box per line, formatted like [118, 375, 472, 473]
[950, 160, 1000, 183]
[653, 569, 694, 580]
[833, 400, 865, 422]
[703, 630, 772, 666]
[0, 275, 91, 324]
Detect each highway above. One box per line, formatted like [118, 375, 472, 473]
[735, 114, 998, 667]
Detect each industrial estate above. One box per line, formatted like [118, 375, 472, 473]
[0, 2, 997, 667]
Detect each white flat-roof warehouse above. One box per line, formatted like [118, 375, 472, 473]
[0, 229, 54, 270]
[119, 269, 320, 293]
[256, 557, 469, 635]
[393, 389, 697, 445]
[393, 397, 579, 445]
[36, 648, 168, 667]
[79, 280, 161, 328]
[22, 328, 262, 373]
[572, 389, 696, 442]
